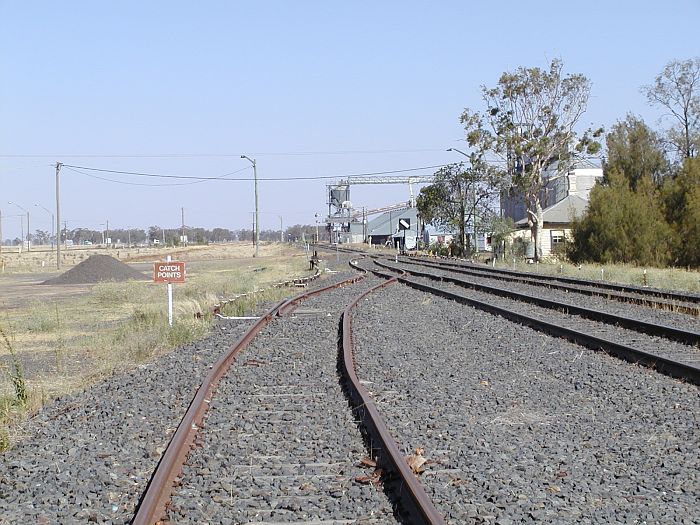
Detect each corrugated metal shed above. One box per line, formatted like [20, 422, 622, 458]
[367, 208, 417, 236]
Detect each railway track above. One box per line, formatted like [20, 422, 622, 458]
[380, 259, 700, 345]
[359, 258, 700, 385]
[318, 244, 700, 316]
[349, 277, 700, 524]
[2, 247, 697, 524]
[397, 258, 699, 334]
[407, 255, 700, 316]
[134, 264, 444, 525]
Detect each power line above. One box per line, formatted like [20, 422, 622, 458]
[0, 148, 446, 159]
[61, 163, 448, 182]
[63, 165, 251, 187]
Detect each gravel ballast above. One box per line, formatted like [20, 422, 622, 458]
[0, 319, 256, 524]
[399, 258, 700, 332]
[166, 275, 405, 524]
[379, 261, 700, 368]
[352, 283, 700, 524]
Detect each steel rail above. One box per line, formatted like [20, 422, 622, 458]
[363, 262, 700, 386]
[411, 256, 700, 305]
[403, 257, 700, 317]
[132, 271, 368, 525]
[344, 260, 446, 525]
[376, 260, 700, 346]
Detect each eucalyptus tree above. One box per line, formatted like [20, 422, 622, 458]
[642, 57, 700, 160]
[416, 156, 501, 256]
[460, 59, 601, 260]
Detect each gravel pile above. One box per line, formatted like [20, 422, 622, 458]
[352, 283, 700, 524]
[167, 274, 405, 524]
[42, 255, 147, 285]
[0, 319, 257, 524]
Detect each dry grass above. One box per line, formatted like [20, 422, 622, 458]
[0, 242, 314, 450]
[0, 241, 284, 274]
[494, 259, 700, 293]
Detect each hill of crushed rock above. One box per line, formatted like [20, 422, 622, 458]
[42, 255, 148, 285]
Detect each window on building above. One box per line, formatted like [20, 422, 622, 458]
[551, 230, 566, 246]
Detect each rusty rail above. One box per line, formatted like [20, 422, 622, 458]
[366, 260, 700, 386]
[340, 267, 447, 525]
[132, 269, 367, 525]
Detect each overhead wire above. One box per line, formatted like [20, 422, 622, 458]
[0, 148, 447, 158]
[61, 163, 448, 182]
[63, 165, 252, 187]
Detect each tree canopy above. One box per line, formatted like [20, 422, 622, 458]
[642, 57, 700, 160]
[416, 159, 501, 255]
[460, 58, 600, 260]
[569, 171, 672, 266]
[605, 114, 668, 189]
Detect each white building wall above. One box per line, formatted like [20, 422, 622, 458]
[569, 168, 603, 199]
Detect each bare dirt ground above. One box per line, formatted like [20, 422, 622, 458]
[0, 275, 93, 310]
[0, 242, 284, 309]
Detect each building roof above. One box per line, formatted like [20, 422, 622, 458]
[515, 194, 588, 227]
[423, 224, 457, 235]
[367, 207, 417, 236]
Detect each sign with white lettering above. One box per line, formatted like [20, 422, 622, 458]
[153, 261, 186, 283]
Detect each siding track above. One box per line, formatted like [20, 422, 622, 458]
[407, 256, 700, 316]
[360, 258, 700, 385]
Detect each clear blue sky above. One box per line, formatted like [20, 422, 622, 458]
[1, 0, 697, 240]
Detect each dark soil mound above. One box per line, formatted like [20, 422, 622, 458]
[42, 255, 148, 285]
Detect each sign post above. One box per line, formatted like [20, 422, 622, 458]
[153, 256, 186, 326]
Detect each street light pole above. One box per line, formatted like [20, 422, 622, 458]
[8, 202, 30, 252]
[447, 148, 477, 254]
[240, 155, 259, 257]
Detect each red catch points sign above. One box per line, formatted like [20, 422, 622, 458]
[153, 261, 186, 283]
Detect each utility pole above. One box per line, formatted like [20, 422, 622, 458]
[279, 216, 283, 242]
[56, 162, 62, 269]
[363, 207, 367, 243]
[0, 208, 3, 256]
[314, 213, 319, 244]
[253, 161, 259, 256]
[181, 207, 185, 246]
[106, 220, 109, 247]
[240, 156, 259, 257]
